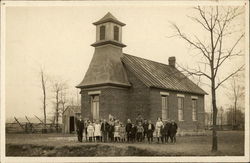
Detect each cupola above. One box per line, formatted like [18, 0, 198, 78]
[91, 12, 126, 48]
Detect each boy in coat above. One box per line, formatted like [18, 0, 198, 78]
[164, 120, 171, 143]
[125, 119, 132, 142]
[142, 119, 148, 141]
[130, 123, 137, 143]
[169, 120, 178, 143]
[136, 122, 144, 142]
[147, 120, 155, 143]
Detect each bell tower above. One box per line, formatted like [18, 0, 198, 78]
[91, 12, 126, 48]
[77, 12, 130, 89]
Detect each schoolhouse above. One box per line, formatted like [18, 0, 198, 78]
[76, 13, 207, 133]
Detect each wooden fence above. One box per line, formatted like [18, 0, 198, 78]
[6, 123, 62, 134]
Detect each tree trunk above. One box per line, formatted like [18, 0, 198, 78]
[234, 98, 237, 129]
[41, 71, 47, 132]
[211, 79, 218, 152]
[56, 91, 59, 132]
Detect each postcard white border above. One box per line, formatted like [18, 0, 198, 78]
[1, 0, 249, 162]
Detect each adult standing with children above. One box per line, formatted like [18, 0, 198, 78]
[76, 116, 84, 142]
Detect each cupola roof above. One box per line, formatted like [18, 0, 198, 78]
[93, 12, 126, 26]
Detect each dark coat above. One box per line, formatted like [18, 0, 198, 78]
[147, 123, 155, 133]
[169, 122, 178, 134]
[101, 122, 109, 133]
[108, 124, 114, 133]
[126, 123, 132, 133]
[143, 122, 149, 133]
[76, 119, 84, 131]
[165, 122, 171, 135]
[131, 126, 137, 138]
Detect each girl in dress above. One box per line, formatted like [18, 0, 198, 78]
[87, 122, 94, 142]
[119, 123, 126, 143]
[114, 121, 120, 142]
[155, 117, 164, 143]
[94, 120, 102, 142]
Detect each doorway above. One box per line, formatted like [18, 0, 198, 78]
[69, 116, 75, 133]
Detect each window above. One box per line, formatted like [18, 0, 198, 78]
[161, 96, 168, 120]
[114, 26, 119, 41]
[100, 26, 105, 40]
[177, 97, 184, 121]
[91, 95, 99, 120]
[192, 99, 197, 121]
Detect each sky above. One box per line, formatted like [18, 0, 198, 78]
[3, 2, 246, 122]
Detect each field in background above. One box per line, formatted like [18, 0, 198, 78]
[6, 130, 244, 156]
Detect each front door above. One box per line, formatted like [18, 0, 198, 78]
[91, 95, 99, 121]
[69, 116, 75, 133]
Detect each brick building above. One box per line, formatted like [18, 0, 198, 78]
[76, 12, 207, 133]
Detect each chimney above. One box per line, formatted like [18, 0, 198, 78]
[168, 56, 176, 68]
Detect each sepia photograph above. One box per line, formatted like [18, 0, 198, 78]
[1, 0, 249, 162]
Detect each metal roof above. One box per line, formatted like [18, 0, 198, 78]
[121, 53, 207, 95]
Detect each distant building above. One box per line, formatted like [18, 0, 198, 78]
[76, 13, 207, 133]
[62, 105, 81, 133]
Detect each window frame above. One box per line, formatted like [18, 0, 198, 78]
[177, 96, 184, 121]
[191, 96, 198, 121]
[161, 95, 169, 121]
[100, 25, 106, 40]
[114, 26, 119, 41]
[91, 95, 100, 121]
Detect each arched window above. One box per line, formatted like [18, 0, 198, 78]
[114, 26, 119, 41]
[100, 26, 105, 40]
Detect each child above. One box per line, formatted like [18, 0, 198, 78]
[108, 118, 115, 142]
[136, 122, 144, 142]
[155, 117, 164, 143]
[147, 120, 155, 143]
[114, 122, 120, 142]
[94, 120, 101, 142]
[87, 122, 94, 142]
[119, 123, 126, 143]
[131, 123, 137, 143]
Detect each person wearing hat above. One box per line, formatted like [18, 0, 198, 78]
[76, 115, 84, 142]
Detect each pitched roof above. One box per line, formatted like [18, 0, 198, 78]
[121, 53, 207, 95]
[76, 46, 131, 88]
[93, 12, 126, 26]
[62, 105, 81, 115]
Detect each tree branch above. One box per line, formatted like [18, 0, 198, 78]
[215, 65, 244, 90]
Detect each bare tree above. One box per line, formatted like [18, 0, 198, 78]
[40, 69, 48, 131]
[51, 79, 68, 132]
[171, 6, 244, 151]
[227, 73, 245, 129]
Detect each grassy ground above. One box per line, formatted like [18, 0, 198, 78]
[5, 130, 244, 156]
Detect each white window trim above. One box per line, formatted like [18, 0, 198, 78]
[88, 91, 101, 95]
[160, 92, 169, 96]
[177, 94, 185, 97]
[191, 96, 198, 99]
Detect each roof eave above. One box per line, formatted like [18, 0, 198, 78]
[91, 40, 126, 48]
[93, 19, 126, 26]
[149, 86, 207, 95]
[76, 82, 131, 89]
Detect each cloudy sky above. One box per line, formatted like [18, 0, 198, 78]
[3, 1, 246, 121]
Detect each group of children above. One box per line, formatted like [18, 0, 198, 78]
[76, 115, 178, 144]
